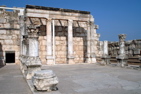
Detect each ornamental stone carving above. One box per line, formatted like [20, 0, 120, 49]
[32, 70, 59, 91]
[119, 34, 126, 42]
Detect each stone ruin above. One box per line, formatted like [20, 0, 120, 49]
[0, 5, 100, 92]
[0, 5, 100, 65]
[1, 4, 140, 93]
[100, 34, 141, 68]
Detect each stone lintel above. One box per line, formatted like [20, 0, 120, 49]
[26, 5, 90, 14]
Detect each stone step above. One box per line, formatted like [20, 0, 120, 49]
[127, 60, 140, 63]
[128, 63, 141, 65]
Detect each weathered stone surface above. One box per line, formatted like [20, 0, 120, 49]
[25, 56, 42, 79]
[116, 34, 128, 67]
[26, 5, 90, 14]
[32, 70, 59, 91]
[0, 5, 100, 65]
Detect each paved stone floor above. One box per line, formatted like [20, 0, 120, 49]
[0, 63, 141, 94]
[42, 63, 141, 94]
[0, 64, 32, 94]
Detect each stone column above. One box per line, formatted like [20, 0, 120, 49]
[90, 24, 98, 63]
[25, 24, 41, 79]
[67, 19, 74, 64]
[46, 18, 54, 65]
[102, 41, 110, 65]
[116, 34, 128, 67]
[19, 15, 25, 65]
[86, 21, 91, 63]
[22, 35, 28, 56]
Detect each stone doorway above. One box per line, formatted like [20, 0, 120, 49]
[5, 51, 15, 63]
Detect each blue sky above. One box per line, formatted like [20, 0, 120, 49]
[0, 0, 141, 41]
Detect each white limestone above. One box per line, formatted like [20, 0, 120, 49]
[67, 19, 74, 64]
[32, 70, 59, 91]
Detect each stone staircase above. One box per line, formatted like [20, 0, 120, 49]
[127, 56, 141, 67]
[108, 56, 141, 67]
[109, 56, 117, 63]
[96, 56, 103, 63]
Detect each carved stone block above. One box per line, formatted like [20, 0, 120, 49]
[25, 56, 42, 79]
[32, 70, 59, 91]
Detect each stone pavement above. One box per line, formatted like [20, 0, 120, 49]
[0, 64, 32, 94]
[42, 63, 141, 94]
[1, 63, 141, 94]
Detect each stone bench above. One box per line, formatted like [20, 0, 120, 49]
[32, 70, 59, 91]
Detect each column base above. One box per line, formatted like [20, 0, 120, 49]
[91, 58, 96, 63]
[33, 70, 59, 91]
[101, 55, 111, 65]
[116, 55, 128, 67]
[90, 54, 96, 63]
[86, 58, 91, 63]
[46, 56, 55, 65]
[117, 59, 128, 67]
[67, 56, 75, 64]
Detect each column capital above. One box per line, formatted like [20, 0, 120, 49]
[94, 24, 99, 29]
[86, 21, 93, 26]
[118, 34, 126, 42]
[68, 19, 73, 24]
[47, 18, 52, 22]
[27, 24, 39, 38]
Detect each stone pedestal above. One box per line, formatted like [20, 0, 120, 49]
[102, 55, 111, 65]
[117, 55, 128, 67]
[32, 70, 59, 91]
[116, 34, 128, 67]
[25, 56, 41, 79]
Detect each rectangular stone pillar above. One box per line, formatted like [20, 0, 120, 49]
[103, 41, 108, 55]
[46, 18, 54, 65]
[86, 21, 91, 63]
[101, 41, 110, 65]
[28, 38, 38, 57]
[67, 19, 74, 64]
[90, 23, 97, 63]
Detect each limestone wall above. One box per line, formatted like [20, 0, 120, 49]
[55, 30, 67, 64]
[73, 28, 87, 63]
[0, 9, 20, 65]
[108, 40, 141, 57]
[39, 36, 47, 64]
[25, 5, 100, 64]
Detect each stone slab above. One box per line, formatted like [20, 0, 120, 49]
[0, 64, 32, 94]
[42, 63, 141, 94]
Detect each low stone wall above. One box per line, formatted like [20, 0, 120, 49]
[108, 39, 141, 57]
